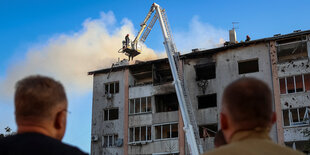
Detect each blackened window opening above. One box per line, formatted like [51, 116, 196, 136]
[238, 59, 259, 74]
[155, 93, 179, 112]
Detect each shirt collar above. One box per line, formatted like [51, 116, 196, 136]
[230, 127, 271, 143]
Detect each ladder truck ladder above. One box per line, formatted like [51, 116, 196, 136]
[154, 3, 203, 154]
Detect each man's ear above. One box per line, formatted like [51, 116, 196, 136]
[220, 113, 229, 130]
[54, 111, 66, 130]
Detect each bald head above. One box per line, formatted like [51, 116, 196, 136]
[222, 77, 273, 129]
[14, 75, 67, 122]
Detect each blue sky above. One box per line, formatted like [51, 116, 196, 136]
[0, 0, 309, 153]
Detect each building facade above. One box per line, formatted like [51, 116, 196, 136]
[89, 30, 310, 155]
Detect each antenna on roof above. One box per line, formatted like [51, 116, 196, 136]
[232, 22, 239, 30]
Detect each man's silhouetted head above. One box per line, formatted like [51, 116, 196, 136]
[14, 75, 68, 140]
[220, 77, 276, 142]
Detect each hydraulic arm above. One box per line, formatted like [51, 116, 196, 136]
[119, 3, 203, 154]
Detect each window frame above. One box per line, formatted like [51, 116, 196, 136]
[103, 108, 119, 121]
[129, 96, 152, 115]
[153, 122, 178, 141]
[104, 81, 120, 94]
[282, 107, 310, 127]
[102, 134, 118, 148]
[128, 125, 152, 143]
[238, 58, 259, 75]
[279, 74, 310, 95]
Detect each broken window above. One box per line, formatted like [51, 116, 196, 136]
[155, 93, 178, 113]
[305, 74, 310, 91]
[279, 78, 286, 94]
[287, 77, 295, 93]
[295, 75, 304, 92]
[135, 98, 140, 114]
[285, 141, 310, 153]
[154, 123, 178, 140]
[105, 81, 119, 94]
[103, 108, 119, 121]
[197, 93, 217, 109]
[282, 107, 310, 127]
[130, 64, 153, 86]
[279, 74, 310, 94]
[195, 62, 216, 81]
[153, 63, 173, 85]
[102, 134, 118, 147]
[238, 59, 259, 74]
[277, 36, 308, 62]
[129, 125, 152, 143]
[283, 109, 290, 126]
[129, 96, 152, 114]
[199, 124, 218, 138]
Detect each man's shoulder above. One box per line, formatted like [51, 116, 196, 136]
[0, 133, 87, 155]
[203, 139, 304, 155]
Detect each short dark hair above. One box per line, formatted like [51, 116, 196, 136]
[14, 75, 67, 121]
[214, 129, 227, 148]
[222, 77, 272, 128]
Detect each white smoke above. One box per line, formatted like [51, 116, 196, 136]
[0, 11, 159, 99]
[0, 13, 228, 100]
[174, 16, 228, 53]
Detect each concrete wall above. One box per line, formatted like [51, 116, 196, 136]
[183, 43, 277, 152]
[91, 70, 126, 155]
[127, 82, 180, 154]
[91, 37, 310, 154]
[277, 37, 310, 145]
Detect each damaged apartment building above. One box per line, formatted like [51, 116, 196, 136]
[89, 29, 310, 155]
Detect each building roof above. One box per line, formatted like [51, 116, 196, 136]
[88, 29, 310, 75]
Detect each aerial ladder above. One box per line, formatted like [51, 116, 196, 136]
[119, 3, 203, 154]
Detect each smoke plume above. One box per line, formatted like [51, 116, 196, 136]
[0, 11, 159, 99]
[174, 16, 228, 52]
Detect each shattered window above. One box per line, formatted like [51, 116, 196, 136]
[103, 108, 118, 121]
[238, 59, 259, 74]
[135, 98, 141, 114]
[104, 81, 119, 94]
[279, 78, 286, 94]
[129, 128, 134, 142]
[283, 109, 290, 126]
[304, 74, 310, 91]
[155, 93, 178, 112]
[155, 126, 161, 140]
[286, 77, 295, 93]
[277, 36, 308, 62]
[141, 97, 147, 112]
[197, 94, 217, 109]
[153, 63, 173, 85]
[147, 97, 152, 112]
[195, 62, 216, 81]
[282, 107, 310, 127]
[295, 75, 303, 92]
[147, 126, 151, 140]
[162, 124, 170, 139]
[109, 109, 118, 120]
[129, 99, 135, 114]
[141, 126, 146, 141]
[171, 124, 178, 138]
[134, 127, 140, 141]
[130, 64, 153, 86]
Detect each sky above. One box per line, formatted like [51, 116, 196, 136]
[0, 0, 309, 153]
